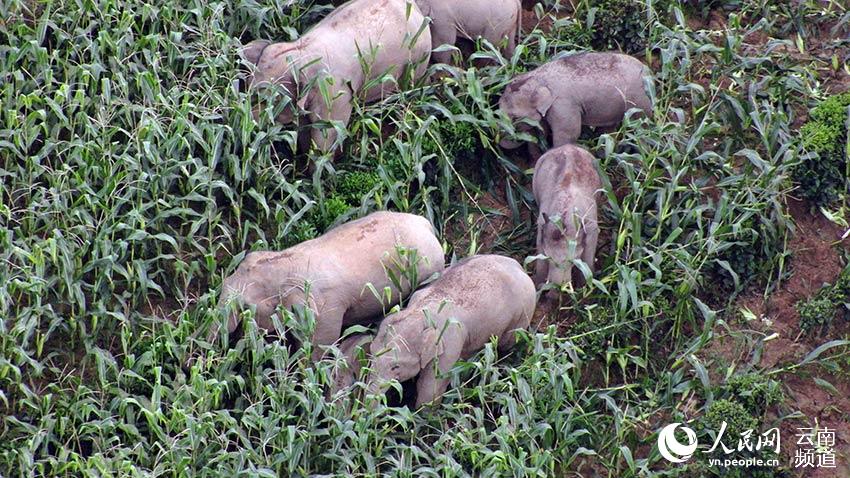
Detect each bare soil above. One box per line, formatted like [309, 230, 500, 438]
[728, 198, 850, 476]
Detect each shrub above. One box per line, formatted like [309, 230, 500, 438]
[810, 93, 850, 127]
[336, 170, 380, 203]
[587, 0, 650, 53]
[552, 18, 592, 49]
[285, 221, 319, 247]
[696, 398, 786, 477]
[800, 122, 842, 154]
[700, 399, 759, 440]
[796, 264, 850, 333]
[318, 195, 350, 229]
[795, 93, 850, 206]
[565, 0, 670, 54]
[724, 373, 784, 417]
[698, 217, 776, 304]
[569, 305, 618, 357]
[798, 296, 837, 333]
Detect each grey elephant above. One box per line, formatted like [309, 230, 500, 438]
[214, 211, 445, 358]
[533, 144, 601, 288]
[243, 0, 432, 153]
[328, 332, 374, 395]
[500, 52, 653, 149]
[367, 254, 536, 407]
[415, 0, 521, 64]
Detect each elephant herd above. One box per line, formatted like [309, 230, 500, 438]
[216, 0, 655, 406]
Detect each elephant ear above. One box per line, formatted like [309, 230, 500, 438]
[419, 328, 445, 370]
[533, 85, 555, 117]
[242, 40, 271, 65]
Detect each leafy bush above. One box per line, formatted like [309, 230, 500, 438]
[588, 0, 652, 53]
[810, 92, 850, 126]
[318, 195, 350, 229]
[796, 264, 850, 333]
[795, 93, 850, 206]
[286, 220, 319, 246]
[565, 0, 670, 54]
[551, 18, 592, 49]
[700, 399, 758, 440]
[568, 305, 618, 357]
[724, 373, 784, 417]
[695, 396, 786, 477]
[798, 296, 838, 332]
[335, 170, 381, 203]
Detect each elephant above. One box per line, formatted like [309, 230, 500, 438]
[367, 254, 536, 407]
[328, 332, 374, 395]
[415, 0, 521, 64]
[214, 211, 445, 359]
[499, 52, 653, 149]
[532, 144, 601, 288]
[243, 0, 432, 153]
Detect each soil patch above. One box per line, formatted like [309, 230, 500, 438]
[708, 197, 850, 475]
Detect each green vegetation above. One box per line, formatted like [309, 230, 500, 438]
[797, 264, 850, 333]
[795, 92, 850, 206]
[724, 373, 784, 417]
[701, 399, 759, 439]
[585, 0, 658, 54]
[694, 374, 786, 477]
[2, 0, 849, 476]
[548, 0, 668, 53]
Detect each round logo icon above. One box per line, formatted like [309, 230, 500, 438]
[658, 423, 698, 463]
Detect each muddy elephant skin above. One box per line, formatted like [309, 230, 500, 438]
[215, 211, 445, 357]
[415, 0, 521, 64]
[367, 254, 536, 407]
[244, 0, 432, 152]
[532, 144, 601, 288]
[499, 52, 653, 148]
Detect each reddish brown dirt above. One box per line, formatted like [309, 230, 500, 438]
[706, 197, 850, 476]
[736, 199, 846, 369]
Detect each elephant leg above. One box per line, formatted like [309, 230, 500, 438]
[414, 330, 464, 407]
[534, 260, 549, 287]
[311, 306, 345, 362]
[504, 29, 516, 59]
[497, 328, 521, 353]
[308, 87, 352, 153]
[481, 22, 514, 60]
[209, 282, 278, 342]
[430, 24, 459, 65]
[634, 92, 653, 119]
[533, 221, 548, 286]
[581, 223, 600, 275]
[207, 305, 240, 343]
[546, 105, 582, 147]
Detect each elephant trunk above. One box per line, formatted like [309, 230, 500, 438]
[500, 138, 522, 149]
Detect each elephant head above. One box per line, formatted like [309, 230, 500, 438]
[213, 257, 317, 342]
[367, 303, 465, 407]
[368, 311, 441, 387]
[328, 333, 374, 395]
[367, 308, 465, 407]
[241, 39, 306, 124]
[498, 76, 555, 149]
[538, 212, 573, 286]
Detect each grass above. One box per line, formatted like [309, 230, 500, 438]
[2, 0, 850, 476]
